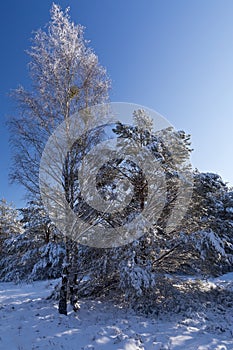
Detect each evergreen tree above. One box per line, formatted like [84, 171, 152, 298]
[74, 114, 233, 311]
[0, 200, 65, 282]
[74, 110, 194, 303]
[0, 198, 22, 255]
[19, 200, 53, 244]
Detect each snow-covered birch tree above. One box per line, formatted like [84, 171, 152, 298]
[9, 3, 110, 315]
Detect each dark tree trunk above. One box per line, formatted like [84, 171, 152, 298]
[58, 240, 79, 315]
[69, 273, 79, 311]
[58, 234, 71, 315]
[69, 242, 80, 312]
[58, 273, 68, 315]
[59, 151, 79, 315]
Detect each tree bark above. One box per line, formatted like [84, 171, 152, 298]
[58, 273, 68, 315]
[69, 241, 79, 312]
[58, 240, 79, 314]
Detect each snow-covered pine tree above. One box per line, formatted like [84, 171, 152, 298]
[0, 199, 65, 282]
[19, 200, 52, 243]
[74, 110, 194, 305]
[0, 198, 22, 256]
[9, 3, 110, 314]
[74, 112, 233, 312]
[186, 171, 233, 275]
[0, 198, 21, 234]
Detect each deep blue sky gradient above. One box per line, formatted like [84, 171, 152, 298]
[1, 0, 233, 207]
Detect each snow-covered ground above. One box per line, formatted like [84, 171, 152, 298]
[0, 274, 233, 350]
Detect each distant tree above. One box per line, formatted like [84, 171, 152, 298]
[19, 200, 53, 244]
[9, 3, 110, 314]
[0, 199, 66, 282]
[0, 198, 22, 252]
[0, 228, 65, 283]
[187, 172, 233, 275]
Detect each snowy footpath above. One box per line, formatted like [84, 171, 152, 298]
[0, 275, 233, 350]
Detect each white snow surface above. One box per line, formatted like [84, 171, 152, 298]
[0, 275, 233, 350]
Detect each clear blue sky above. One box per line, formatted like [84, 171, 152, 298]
[1, 0, 233, 207]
